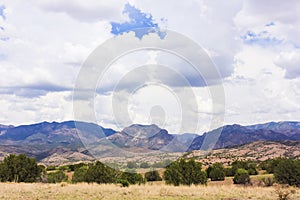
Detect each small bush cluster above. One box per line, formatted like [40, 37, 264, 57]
[164, 158, 207, 186]
[145, 170, 162, 182]
[206, 162, 225, 181]
[233, 168, 250, 185]
[47, 170, 68, 183]
[72, 161, 145, 186]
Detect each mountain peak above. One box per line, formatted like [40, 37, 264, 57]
[122, 124, 162, 138]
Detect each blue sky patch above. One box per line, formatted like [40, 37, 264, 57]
[241, 30, 282, 46]
[0, 53, 7, 60]
[0, 37, 9, 41]
[111, 3, 165, 39]
[265, 22, 275, 27]
[0, 5, 6, 20]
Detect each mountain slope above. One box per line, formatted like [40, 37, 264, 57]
[188, 140, 300, 166]
[188, 121, 300, 151]
[0, 121, 117, 163]
[0, 121, 116, 146]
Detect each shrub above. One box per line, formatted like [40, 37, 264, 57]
[58, 165, 70, 172]
[225, 167, 234, 177]
[127, 161, 138, 169]
[145, 170, 162, 182]
[260, 176, 275, 187]
[233, 168, 250, 185]
[46, 165, 57, 171]
[206, 162, 225, 181]
[261, 158, 286, 174]
[47, 170, 68, 183]
[140, 162, 150, 168]
[0, 154, 41, 182]
[71, 161, 144, 185]
[164, 159, 207, 186]
[72, 166, 88, 183]
[68, 163, 88, 172]
[119, 172, 145, 185]
[274, 159, 300, 187]
[84, 161, 118, 184]
[231, 160, 258, 175]
[117, 179, 130, 187]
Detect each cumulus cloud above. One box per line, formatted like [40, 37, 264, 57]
[275, 50, 300, 79]
[235, 0, 300, 47]
[31, 0, 129, 22]
[132, 0, 243, 80]
[0, 92, 73, 126]
[0, 1, 112, 98]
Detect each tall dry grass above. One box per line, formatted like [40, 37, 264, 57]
[0, 182, 299, 200]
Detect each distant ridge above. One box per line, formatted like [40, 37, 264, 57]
[188, 121, 300, 151]
[0, 120, 299, 165]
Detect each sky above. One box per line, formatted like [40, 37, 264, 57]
[0, 0, 299, 134]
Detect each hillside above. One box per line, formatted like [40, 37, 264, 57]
[189, 140, 300, 166]
[188, 121, 300, 150]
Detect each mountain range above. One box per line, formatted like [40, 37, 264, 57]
[0, 120, 299, 165]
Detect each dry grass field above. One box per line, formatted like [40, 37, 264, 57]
[0, 182, 299, 200]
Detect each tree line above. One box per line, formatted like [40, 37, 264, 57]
[0, 154, 299, 187]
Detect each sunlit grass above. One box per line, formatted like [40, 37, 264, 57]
[0, 182, 299, 200]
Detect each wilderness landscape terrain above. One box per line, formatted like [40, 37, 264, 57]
[0, 121, 299, 166]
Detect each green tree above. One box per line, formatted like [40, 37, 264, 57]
[206, 162, 225, 181]
[225, 167, 234, 177]
[164, 159, 207, 186]
[233, 168, 250, 185]
[231, 160, 258, 175]
[274, 158, 300, 187]
[260, 158, 285, 174]
[145, 170, 162, 182]
[47, 170, 68, 183]
[68, 163, 88, 172]
[0, 154, 41, 182]
[72, 166, 88, 183]
[85, 161, 118, 184]
[119, 172, 145, 185]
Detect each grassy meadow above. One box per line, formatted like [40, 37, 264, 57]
[0, 179, 299, 200]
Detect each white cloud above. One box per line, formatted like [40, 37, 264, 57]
[133, 0, 243, 79]
[0, 1, 112, 95]
[275, 49, 300, 79]
[0, 92, 73, 126]
[224, 45, 300, 125]
[30, 0, 132, 22]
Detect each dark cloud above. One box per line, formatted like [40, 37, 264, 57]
[0, 82, 71, 98]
